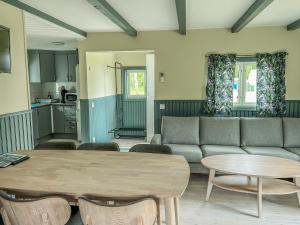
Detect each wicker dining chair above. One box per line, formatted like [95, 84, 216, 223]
[0, 191, 71, 225]
[35, 142, 77, 150]
[78, 197, 158, 225]
[129, 144, 172, 154]
[77, 143, 120, 151]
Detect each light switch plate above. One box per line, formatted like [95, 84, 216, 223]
[92, 137, 96, 143]
[160, 104, 165, 110]
[91, 101, 95, 108]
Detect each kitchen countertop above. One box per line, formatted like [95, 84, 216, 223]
[31, 102, 76, 109]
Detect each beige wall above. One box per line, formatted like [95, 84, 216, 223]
[115, 52, 146, 94]
[115, 52, 146, 67]
[79, 27, 300, 100]
[86, 52, 116, 99]
[0, 2, 30, 115]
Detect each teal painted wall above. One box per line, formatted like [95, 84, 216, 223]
[116, 94, 146, 137]
[80, 95, 116, 143]
[0, 110, 34, 154]
[154, 100, 300, 133]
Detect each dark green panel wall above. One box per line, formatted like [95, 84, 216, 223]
[0, 110, 34, 154]
[154, 100, 300, 133]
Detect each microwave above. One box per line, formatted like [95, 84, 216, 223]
[65, 93, 78, 102]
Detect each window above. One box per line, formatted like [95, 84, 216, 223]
[124, 69, 146, 98]
[233, 59, 257, 109]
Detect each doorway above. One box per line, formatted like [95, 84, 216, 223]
[84, 50, 155, 147]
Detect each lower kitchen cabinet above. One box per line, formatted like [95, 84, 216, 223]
[53, 105, 65, 133]
[53, 105, 77, 134]
[32, 106, 52, 140]
[33, 104, 77, 144]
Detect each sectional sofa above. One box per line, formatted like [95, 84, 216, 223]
[151, 116, 300, 173]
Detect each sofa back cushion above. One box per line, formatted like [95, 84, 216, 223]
[200, 117, 240, 146]
[161, 116, 200, 145]
[241, 118, 283, 147]
[283, 118, 300, 147]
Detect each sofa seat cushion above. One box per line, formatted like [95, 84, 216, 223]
[200, 117, 240, 146]
[166, 144, 202, 163]
[243, 147, 300, 161]
[162, 116, 200, 145]
[241, 118, 283, 147]
[201, 145, 247, 157]
[283, 118, 300, 148]
[285, 148, 300, 158]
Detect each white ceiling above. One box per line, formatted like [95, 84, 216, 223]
[19, 0, 300, 50]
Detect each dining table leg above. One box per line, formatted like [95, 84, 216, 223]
[295, 177, 300, 207]
[257, 177, 263, 218]
[206, 169, 215, 201]
[164, 197, 176, 225]
[174, 197, 180, 225]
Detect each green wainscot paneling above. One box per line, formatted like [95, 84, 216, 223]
[0, 110, 34, 154]
[154, 100, 300, 133]
[80, 95, 117, 143]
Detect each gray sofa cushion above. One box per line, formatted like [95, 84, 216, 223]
[162, 116, 200, 145]
[283, 118, 300, 147]
[201, 145, 247, 157]
[241, 118, 283, 147]
[285, 147, 300, 158]
[243, 147, 300, 161]
[166, 144, 202, 163]
[200, 117, 240, 146]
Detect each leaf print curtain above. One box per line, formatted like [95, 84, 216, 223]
[256, 52, 287, 116]
[206, 54, 236, 115]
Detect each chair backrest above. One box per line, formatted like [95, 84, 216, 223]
[129, 144, 172, 154]
[0, 192, 71, 225]
[78, 197, 157, 225]
[35, 142, 76, 150]
[77, 143, 120, 151]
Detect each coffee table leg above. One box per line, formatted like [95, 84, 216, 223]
[295, 177, 300, 207]
[164, 197, 175, 225]
[206, 169, 215, 201]
[257, 177, 263, 218]
[174, 197, 180, 225]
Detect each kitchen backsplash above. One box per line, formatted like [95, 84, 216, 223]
[30, 82, 76, 103]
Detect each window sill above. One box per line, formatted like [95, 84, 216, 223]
[233, 105, 256, 111]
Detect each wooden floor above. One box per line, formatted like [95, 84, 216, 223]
[174, 174, 300, 225]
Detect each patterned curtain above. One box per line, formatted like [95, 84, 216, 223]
[256, 52, 287, 117]
[206, 54, 236, 115]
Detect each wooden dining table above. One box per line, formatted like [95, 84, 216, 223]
[0, 150, 190, 225]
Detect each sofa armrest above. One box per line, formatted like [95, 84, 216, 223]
[150, 134, 162, 144]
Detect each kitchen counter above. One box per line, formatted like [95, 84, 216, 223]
[31, 102, 76, 109]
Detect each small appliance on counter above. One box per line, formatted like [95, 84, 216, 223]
[60, 86, 68, 103]
[65, 93, 78, 103]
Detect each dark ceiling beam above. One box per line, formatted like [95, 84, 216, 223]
[0, 0, 87, 37]
[175, 0, 186, 35]
[287, 19, 300, 31]
[231, 0, 274, 33]
[87, 0, 137, 37]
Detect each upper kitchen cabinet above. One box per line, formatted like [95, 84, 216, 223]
[67, 53, 78, 82]
[39, 52, 56, 82]
[55, 53, 68, 82]
[55, 51, 78, 82]
[28, 50, 41, 83]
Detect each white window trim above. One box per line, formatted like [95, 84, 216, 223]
[124, 68, 147, 100]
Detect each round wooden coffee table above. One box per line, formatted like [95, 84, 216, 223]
[201, 155, 300, 218]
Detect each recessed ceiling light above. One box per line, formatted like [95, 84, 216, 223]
[52, 41, 65, 46]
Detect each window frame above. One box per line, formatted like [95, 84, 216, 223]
[233, 57, 257, 110]
[122, 66, 147, 100]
